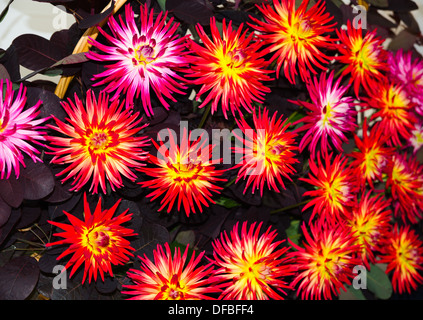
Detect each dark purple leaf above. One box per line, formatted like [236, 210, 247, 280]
[26, 86, 66, 122]
[0, 197, 11, 228]
[166, 0, 214, 25]
[396, 12, 421, 35]
[131, 221, 170, 262]
[78, 0, 114, 29]
[373, 0, 418, 12]
[388, 29, 418, 51]
[12, 34, 65, 71]
[20, 161, 55, 201]
[43, 179, 73, 204]
[50, 23, 82, 57]
[15, 205, 42, 229]
[0, 256, 39, 300]
[0, 45, 20, 81]
[47, 193, 81, 220]
[0, 64, 10, 80]
[0, 208, 21, 247]
[0, 175, 24, 208]
[95, 275, 117, 294]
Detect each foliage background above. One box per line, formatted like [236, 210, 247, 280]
[0, 0, 422, 300]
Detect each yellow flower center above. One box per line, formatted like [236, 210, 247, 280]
[160, 274, 188, 300]
[89, 131, 109, 150]
[321, 103, 333, 127]
[314, 246, 346, 279]
[83, 225, 112, 253]
[217, 45, 247, 81]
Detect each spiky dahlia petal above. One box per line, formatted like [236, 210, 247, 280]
[387, 49, 423, 115]
[366, 81, 417, 147]
[188, 17, 273, 119]
[292, 71, 356, 155]
[138, 127, 226, 216]
[47, 89, 150, 194]
[0, 79, 47, 179]
[123, 243, 218, 300]
[385, 153, 423, 224]
[335, 21, 388, 97]
[348, 118, 394, 190]
[301, 151, 358, 225]
[210, 221, 294, 300]
[249, 0, 335, 84]
[378, 224, 423, 294]
[46, 194, 136, 284]
[344, 191, 392, 269]
[233, 107, 298, 196]
[287, 221, 362, 300]
[86, 4, 190, 116]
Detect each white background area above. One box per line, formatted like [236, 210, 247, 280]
[0, 0, 422, 83]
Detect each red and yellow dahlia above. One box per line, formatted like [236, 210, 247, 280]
[188, 18, 273, 119]
[378, 224, 423, 294]
[335, 21, 388, 97]
[250, 0, 335, 84]
[0, 80, 47, 179]
[287, 221, 362, 300]
[293, 71, 356, 155]
[366, 82, 417, 147]
[86, 4, 190, 116]
[233, 107, 298, 196]
[123, 243, 217, 300]
[301, 151, 357, 225]
[46, 194, 136, 283]
[345, 191, 392, 269]
[210, 221, 293, 300]
[47, 90, 150, 194]
[385, 153, 423, 224]
[138, 127, 226, 216]
[348, 118, 394, 190]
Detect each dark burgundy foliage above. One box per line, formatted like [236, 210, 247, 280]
[0, 0, 421, 302]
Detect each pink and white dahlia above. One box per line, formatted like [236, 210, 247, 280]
[388, 49, 423, 115]
[0, 79, 47, 179]
[293, 71, 356, 155]
[86, 4, 190, 117]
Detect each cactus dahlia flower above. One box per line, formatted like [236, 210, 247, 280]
[188, 17, 273, 119]
[366, 82, 417, 147]
[138, 127, 226, 216]
[348, 118, 394, 190]
[287, 221, 362, 300]
[250, 0, 335, 84]
[86, 4, 190, 116]
[123, 243, 218, 300]
[387, 49, 423, 116]
[301, 151, 358, 226]
[0, 79, 47, 179]
[292, 71, 356, 156]
[47, 90, 150, 194]
[233, 107, 298, 196]
[385, 153, 423, 224]
[210, 221, 293, 300]
[379, 224, 423, 294]
[345, 191, 392, 269]
[46, 194, 136, 284]
[335, 21, 388, 97]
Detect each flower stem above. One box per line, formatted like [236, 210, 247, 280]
[270, 199, 310, 214]
[198, 103, 211, 129]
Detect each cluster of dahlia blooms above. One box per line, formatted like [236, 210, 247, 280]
[4, 0, 422, 300]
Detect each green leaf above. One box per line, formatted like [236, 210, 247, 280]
[215, 196, 241, 209]
[367, 263, 393, 300]
[366, 0, 389, 8]
[157, 0, 166, 11]
[286, 219, 301, 246]
[0, 0, 13, 24]
[344, 285, 367, 300]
